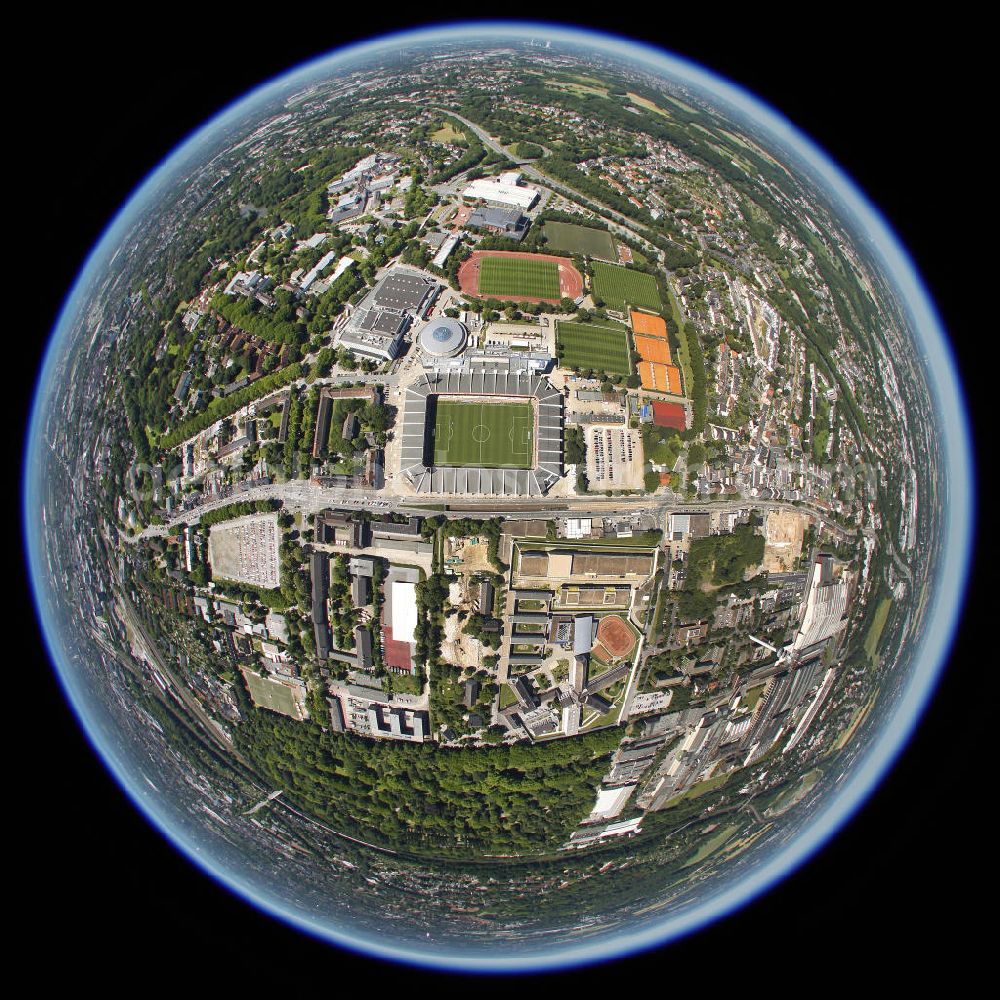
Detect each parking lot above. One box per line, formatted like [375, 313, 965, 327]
[207, 513, 281, 588]
[586, 426, 644, 490]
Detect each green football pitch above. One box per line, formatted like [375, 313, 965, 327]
[242, 669, 303, 719]
[542, 221, 616, 260]
[591, 261, 661, 312]
[556, 321, 633, 375]
[432, 399, 534, 468]
[478, 256, 561, 299]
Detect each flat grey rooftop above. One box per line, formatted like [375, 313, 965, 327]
[360, 309, 408, 336]
[371, 269, 437, 312]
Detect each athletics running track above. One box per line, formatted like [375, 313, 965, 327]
[457, 250, 584, 305]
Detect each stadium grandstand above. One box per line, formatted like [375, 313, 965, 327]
[398, 371, 563, 495]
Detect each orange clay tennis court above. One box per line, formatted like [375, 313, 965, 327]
[639, 361, 683, 394]
[633, 334, 672, 364]
[630, 310, 669, 339]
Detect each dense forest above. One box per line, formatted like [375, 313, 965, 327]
[235, 713, 621, 856]
[687, 522, 765, 591]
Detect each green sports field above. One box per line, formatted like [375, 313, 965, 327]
[432, 399, 534, 468]
[542, 221, 616, 260]
[592, 261, 661, 312]
[242, 669, 305, 719]
[479, 256, 561, 300]
[556, 321, 633, 375]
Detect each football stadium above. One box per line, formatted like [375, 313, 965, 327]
[399, 371, 563, 495]
[433, 399, 535, 469]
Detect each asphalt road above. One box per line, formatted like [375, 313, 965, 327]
[140, 477, 855, 547]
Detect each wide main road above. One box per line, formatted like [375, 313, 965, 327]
[137, 484, 664, 539]
[137, 474, 857, 546]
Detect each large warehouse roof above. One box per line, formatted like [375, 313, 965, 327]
[588, 785, 636, 822]
[338, 266, 440, 362]
[390, 580, 418, 643]
[463, 176, 539, 211]
[467, 206, 530, 239]
[371, 268, 437, 312]
[519, 551, 653, 579]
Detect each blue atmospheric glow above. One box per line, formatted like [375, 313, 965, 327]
[24, 20, 974, 974]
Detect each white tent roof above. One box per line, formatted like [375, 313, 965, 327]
[390, 581, 418, 643]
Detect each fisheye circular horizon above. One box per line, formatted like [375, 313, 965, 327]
[26, 20, 972, 973]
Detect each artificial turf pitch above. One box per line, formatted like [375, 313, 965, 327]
[556, 321, 633, 375]
[432, 400, 534, 468]
[591, 261, 661, 312]
[542, 221, 617, 259]
[478, 256, 561, 300]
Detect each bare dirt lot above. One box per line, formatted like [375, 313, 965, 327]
[442, 608, 484, 669]
[762, 510, 809, 572]
[461, 539, 493, 573]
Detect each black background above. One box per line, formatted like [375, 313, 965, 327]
[18, 9, 979, 986]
